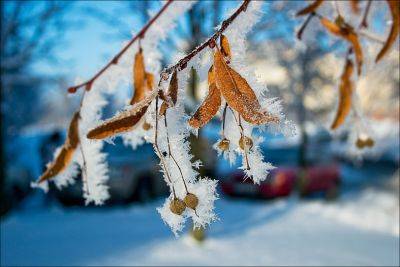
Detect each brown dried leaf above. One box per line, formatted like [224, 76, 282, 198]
[88, 90, 157, 139]
[159, 70, 178, 116]
[220, 34, 232, 61]
[145, 72, 154, 91]
[331, 59, 354, 129]
[296, 0, 324, 16]
[376, 0, 399, 62]
[38, 112, 80, 182]
[188, 66, 222, 128]
[213, 49, 279, 125]
[320, 17, 363, 75]
[168, 70, 178, 105]
[130, 50, 146, 105]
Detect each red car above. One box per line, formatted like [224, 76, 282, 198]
[220, 165, 340, 200]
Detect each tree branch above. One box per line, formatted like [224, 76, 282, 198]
[67, 0, 174, 94]
[161, 0, 251, 76]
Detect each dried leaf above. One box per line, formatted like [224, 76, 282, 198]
[66, 112, 80, 149]
[213, 49, 279, 125]
[331, 59, 354, 129]
[376, 0, 399, 62]
[320, 17, 363, 75]
[145, 72, 154, 91]
[168, 70, 178, 105]
[88, 90, 157, 139]
[188, 66, 222, 128]
[220, 34, 232, 61]
[130, 50, 146, 105]
[159, 70, 178, 116]
[38, 112, 80, 182]
[296, 0, 324, 16]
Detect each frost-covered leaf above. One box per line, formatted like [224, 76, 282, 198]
[37, 112, 80, 183]
[331, 59, 354, 129]
[188, 66, 221, 128]
[160, 70, 178, 116]
[87, 90, 157, 139]
[214, 48, 278, 125]
[220, 34, 232, 61]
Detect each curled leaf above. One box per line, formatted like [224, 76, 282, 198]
[376, 0, 399, 62]
[145, 72, 154, 91]
[159, 70, 178, 116]
[220, 34, 232, 61]
[38, 112, 80, 182]
[131, 50, 146, 105]
[296, 0, 324, 16]
[213, 49, 279, 125]
[320, 17, 363, 75]
[331, 59, 354, 129]
[88, 90, 157, 139]
[188, 66, 222, 128]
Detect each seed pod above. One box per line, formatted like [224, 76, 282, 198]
[356, 138, 364, 149]
[145, 72, 154, 92]
[159, 70, 179, 116]
[142, 121, 151, 131]
[184, 193, 199, 210]
[239, 136, 253, 150]
[218, 138, 230, 151]
[365, 137, 374, 147]
[170, 198, 186, 215]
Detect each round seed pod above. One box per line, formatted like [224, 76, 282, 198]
[142, 121, 152, 131]
[356, 138, 365, 149]
[184, 193, 199, 210]
[169, 198, 186, 215]
[365, 137, 374, 147]
[239, 136, 253, 150]
[218, 138, 230, 151]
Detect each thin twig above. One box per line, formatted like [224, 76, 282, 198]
[360, 0, 372, 29]
[230, 108, 250, 170]
[296, 12, 315, 40]
[359, 30, 385, 44]
[161, 0, 251, 76]
[79, 145, 90, 196]
[334, 1, 342, 17]
[164, 113, 189, 194]
[221, 103, 228, 137]
[67, 0, 174, 94]
[154, 96, 176, 198]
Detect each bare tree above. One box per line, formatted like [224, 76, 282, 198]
[0, 1, 75, 214]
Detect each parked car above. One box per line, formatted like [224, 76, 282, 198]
[220, 168, 296, 199]
[220, 164, 340, 200]
[297, 164, 340, 200]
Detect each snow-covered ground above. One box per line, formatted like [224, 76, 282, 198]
[1, 189, 399, 266]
